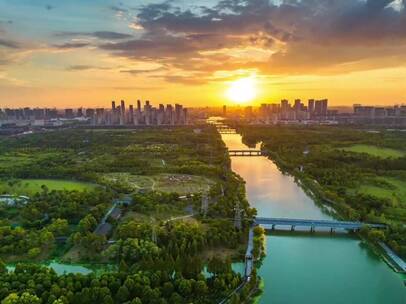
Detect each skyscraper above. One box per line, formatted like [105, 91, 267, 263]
[120, 100, 126, 125]
[129, 105, 134, 124]
[308, 99, 315, 116]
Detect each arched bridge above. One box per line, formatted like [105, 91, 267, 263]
[255, 217, 386, 232]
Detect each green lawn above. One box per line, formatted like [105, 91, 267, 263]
[0, 179, 97, 196]
[355, 177, 406, 205]
[340, 144, 405, 158]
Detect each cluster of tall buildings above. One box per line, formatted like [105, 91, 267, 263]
[353, 104, 406, 118]
[220, 100, 406, 126]
[94, 100, 188, 126]
[346, 104, 406, 125]
[0, 100, 188, 127]
[229, 98, 331, 123]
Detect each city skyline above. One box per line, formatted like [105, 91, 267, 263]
[1, 0, 406, 108]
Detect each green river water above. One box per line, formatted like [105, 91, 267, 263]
[221, 132, 406, 304]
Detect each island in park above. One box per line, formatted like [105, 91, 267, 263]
[0, 126, 264, 304]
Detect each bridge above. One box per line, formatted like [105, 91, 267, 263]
[255, 217, 386, 232]
[218, 130, 237, 134]
[228, 149, 267, 156]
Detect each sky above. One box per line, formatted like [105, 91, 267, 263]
[0, 0, 405, 108]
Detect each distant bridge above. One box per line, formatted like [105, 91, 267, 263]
[255, 217, 386, 232]
[218, 130, 237, 134]
[228, 149, 267, 156]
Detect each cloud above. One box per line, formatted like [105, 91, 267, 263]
[110, 5, 128, 13]
[120, 67, 166, 74]
[0, 38, 19, 49]
[54, 42, 90, 49]
[66, 65, 111, 71]
[46, 4, 53, 10]
[93, 31, 132, 40]
[55, 31, 133, 40]
[96, 0, 406, 84]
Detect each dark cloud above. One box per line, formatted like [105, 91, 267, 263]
[54, 42, 90, 49]
[93, 31, 132, 40]
[71, 0, 406, 83]
[66, 65, 92, 71]
[120, 67, 166, 74]
[55, 31, 132, 40]
[46, 4, 53, 10]
[110, 5, 128, 13]
[66, 65, 101, 71]
[0, 38, 19, 49]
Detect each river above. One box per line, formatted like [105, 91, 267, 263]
[221, 131, 406, 304]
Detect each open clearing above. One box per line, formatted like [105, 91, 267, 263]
[0, 179, 97, 195]
[356, 177, 406, 204]
[340, 144, 405, 158]
[102, 173, 214, 195]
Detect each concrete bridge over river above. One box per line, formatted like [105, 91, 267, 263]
[255, 217, 386, 233]
[228, 149, 268, 156]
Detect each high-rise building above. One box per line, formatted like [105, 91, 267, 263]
[128, 105, 134, 124]
[308, 99, 315, 116]
[96, 108, 105, 124]
[65, 109, 74, 119]
[166, 104, 174, 125]
[175, 104, 183, 124]
[120, 100, 126, 125]
[77, 108, 83, 117]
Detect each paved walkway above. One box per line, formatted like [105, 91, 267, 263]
[379, 242, 406, 272]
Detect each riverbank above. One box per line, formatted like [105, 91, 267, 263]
[216, 124, 406, 303]
[263, 149, 406, 276]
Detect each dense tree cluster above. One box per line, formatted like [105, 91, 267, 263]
[21, 190, 112, 227]
[0, 127, 258, 302]
[0, 223, 54, 258]
[0, 263, 243, 304]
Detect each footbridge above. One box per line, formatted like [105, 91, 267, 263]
[228, 149, 267, 156]
[255, 217, 386, 232]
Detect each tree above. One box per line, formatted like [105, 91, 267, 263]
[2, 292, 41, 304]
[177, 279, 192, 297]
[0, 259, 6, 273]
[116, 285, 130, 303]
[79, 215, 97, 233]
[194, 280, 208, 296]
[368, 229, 386, 242]
[230, 293, 240, 304]
[48, 219, 69, 236]
[162, 282, 174, 298]
[28, 247, 41, 259]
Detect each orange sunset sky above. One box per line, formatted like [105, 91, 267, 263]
[0, 0, 405, 108]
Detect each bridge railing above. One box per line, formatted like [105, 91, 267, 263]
[255, 217, 386, 230]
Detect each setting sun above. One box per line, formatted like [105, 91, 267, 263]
[226, 77, 257, 104]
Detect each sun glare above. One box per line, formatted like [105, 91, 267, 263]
[226, 77, 257, 104]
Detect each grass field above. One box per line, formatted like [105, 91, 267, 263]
[340, 144, 405, 158]
[354, 177, 406, 205]
[102, 173, 214, 195]
[0, 179, 97, 196]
